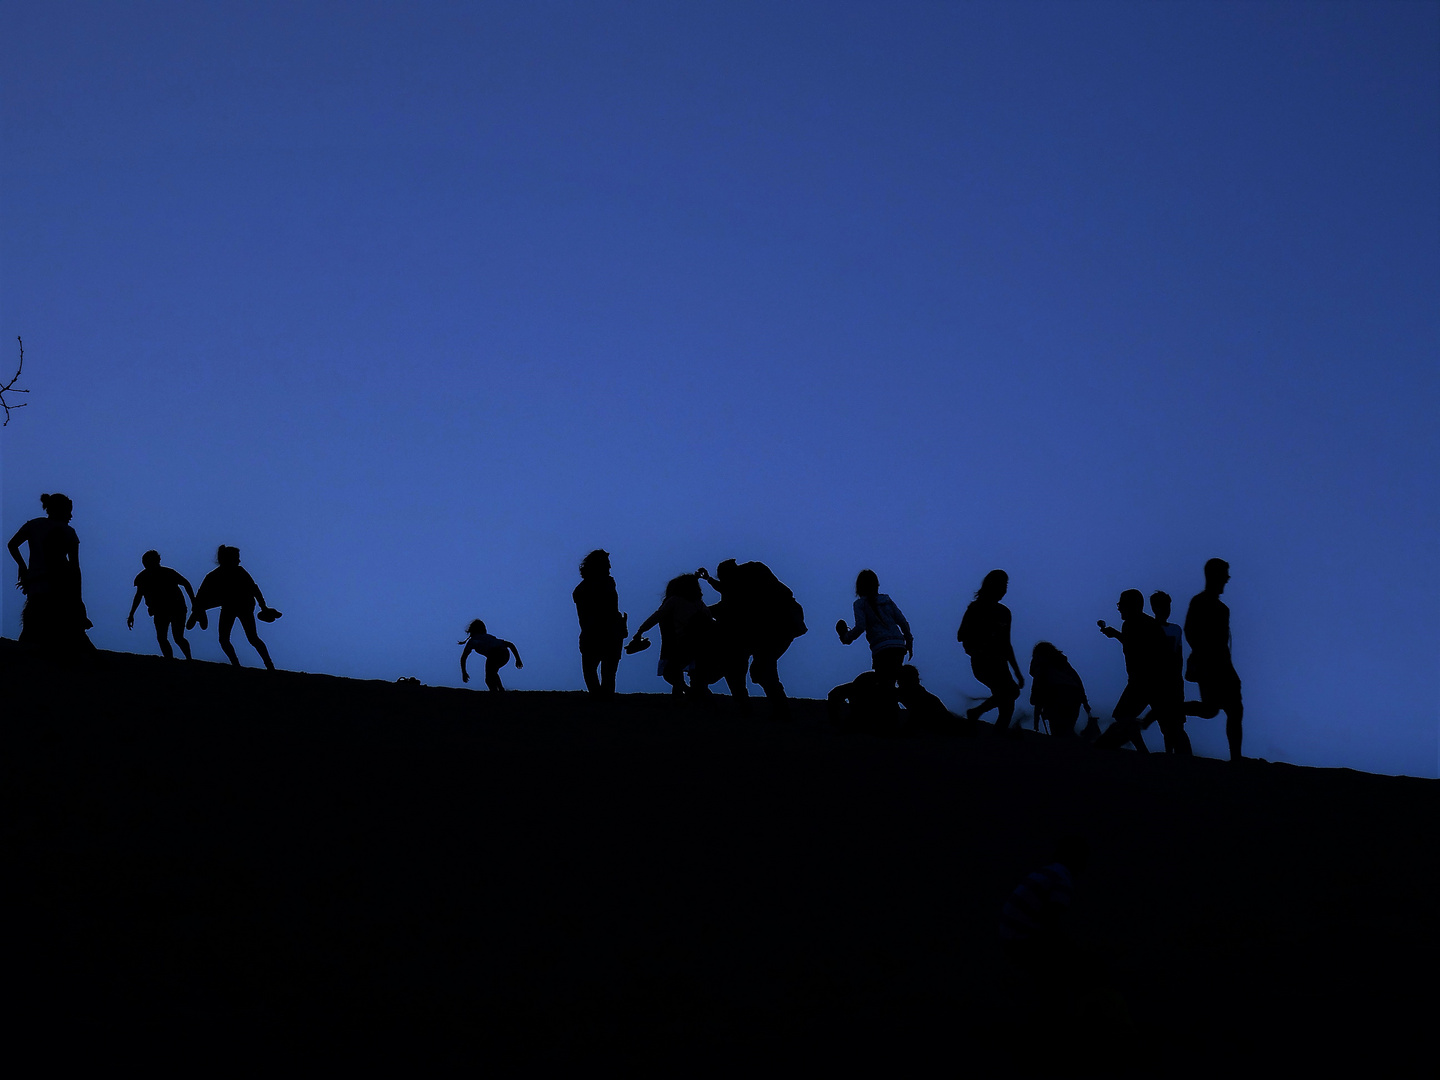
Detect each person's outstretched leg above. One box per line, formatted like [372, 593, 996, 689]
[153, 615, 174, 659]
[1226, 703, 1243, 761]
[218, 611, 241, 666]
[750, 643, 790, 715]
[238, 611, 275, 670]
[171, 616, 193, 660]
[486, 654, 507, 691]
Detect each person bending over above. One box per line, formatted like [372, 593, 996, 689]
[127, 549, 198, 659]
[461, 619, 523, 691]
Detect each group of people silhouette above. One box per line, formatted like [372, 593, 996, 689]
[7, 494, 280, 671]
[7, 493, 1245, 761]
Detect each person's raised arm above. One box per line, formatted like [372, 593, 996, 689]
[696, 569, 723, 594]
[505, 640, 523, 669]
[127, 586, 143, 629]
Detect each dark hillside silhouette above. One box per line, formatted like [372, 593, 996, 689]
[4, 640, 1434, 1069]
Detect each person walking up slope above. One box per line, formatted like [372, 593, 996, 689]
[957, 569, 1024, 730]
[1184, 558, 1244, 761]
[836, 569, 912, 687]
[193, 545, 279, 670]
[127, 550, 198, 660]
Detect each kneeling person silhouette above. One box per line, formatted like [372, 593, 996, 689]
[461, 620, 523, 691]
[127, 550, 198, 659]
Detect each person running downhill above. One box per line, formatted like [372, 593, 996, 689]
[573, 549, 626, 696]
[460, 619, 523, 690]
[957, 569, 1024, 730]
[1184, 558, 1244, 762]
[127, 550, 198, 660]
[193, 545, 279, 670]
[836, 569, 912, 687]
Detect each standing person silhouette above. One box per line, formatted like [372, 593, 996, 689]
[1184, 558, 1244, 762]
[6, 493, 93, 656]
[957, 569, 1024, 730]
[127, 550, 198, 660]
[1095, 590, 1163, 752]
[836, 569, 912, 687]
[573, 549, 626, 696]
[630, 573, 712, 696]
[697, 559, 807, 716]
[460, 619, 523, 690]
[1150, 591, 1193, 756]
[194, 545, 278, 670]
[1028, 642, 1095, 738]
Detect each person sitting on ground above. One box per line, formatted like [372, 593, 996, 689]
[1149, 591, 1193, 756]
[897, 664, 958, 730]
[1095, 590, 1165, 752]
[957, 569, 1025, 731]
[1028, 642, 1095, 738]
[827, 669, 900, 732]
[630, 573, 713, 696]
[194, 545, 278, 670]
[460, 619, 523, 691]
[127, 550, 198, 660]
[836, 569, 912, 688]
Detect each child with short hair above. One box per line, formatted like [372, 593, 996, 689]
[460, 619, 523, 690]
[127, 550, 198, 659]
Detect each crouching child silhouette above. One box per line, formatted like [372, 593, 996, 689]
[461, 620, 522, 690]
[127, 550, 198, 659]
[193, 545, 279, 670]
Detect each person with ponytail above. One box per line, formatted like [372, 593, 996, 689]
[835, 568, 912, 687]
[957, 569, 1024, 730]
[7, 493, 93, 654]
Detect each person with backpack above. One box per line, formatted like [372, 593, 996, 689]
[697, 558, 806, 716]
[835, 568, 912, 687]
[957, 569, 1024, 730]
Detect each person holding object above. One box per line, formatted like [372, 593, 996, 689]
[697, 558, 806, 716]
[460, 619, 523, 690]
[1095, 590, 1166, 752]
[127, 549, 198, 659]
[957, 569, 1024, 730]
[629, 573, 713, 696]
[836, 568, 912, 687]
[194, 545, 279, 670]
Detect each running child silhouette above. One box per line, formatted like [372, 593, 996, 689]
[127, 550, 198, 659]
[193, 545, 280, 670]
[460, 620, 523, 690]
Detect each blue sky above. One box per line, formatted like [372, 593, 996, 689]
[2, 1, 1436, 775]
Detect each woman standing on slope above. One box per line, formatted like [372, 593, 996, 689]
[835, 569, 912, 686]
[194, 545, 279, 670]
[573, 549, 626, 696]
[6, 492, 94, 656]
[957, 569, 1024, 729]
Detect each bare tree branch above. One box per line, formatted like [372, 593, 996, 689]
[1, 336, 28, 426]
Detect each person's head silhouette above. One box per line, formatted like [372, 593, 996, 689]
[579, 549, 611, 579]
[1204, 558, 1230, 594]
[1150, 591, 1172, 622]
[142, 550, 161, 569]
[976, 569, 1008, 602]
[1116, 589, 1144, 619]
[855, 569, 879, 598]
[666, 574, 702, 602]
[217, 545, 241, 567]
[40, 493, 73, 523]
[467, 619, 486, 637]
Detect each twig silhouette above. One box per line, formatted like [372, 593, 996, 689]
[1, 337, 28, 426]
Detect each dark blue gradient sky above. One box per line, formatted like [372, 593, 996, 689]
[3, 2, 1435, 775]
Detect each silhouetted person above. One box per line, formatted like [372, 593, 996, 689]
[827, 669, 900, 732]
[127, 550, 197, 660]
[957, 569, 1024, 730]
[1184, 559, 1244, 761]
[1028, 642, 1095, 738]
[573, 549, 626, 696]
[836, 569, 912, 687]
[7, 493, 94, 657]
[1149, 591, 1192, 756]
[697, 558, 807, 716]
[1000, 834, 1091, 972]
[897, 664, 957, 730]
[630, 573, 712, 696]
[460, 619, 522, 690]
[1095, 589, 1165, 752]
[194, 545, 278, 670]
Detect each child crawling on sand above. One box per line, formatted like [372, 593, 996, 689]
[460, 619, 523, 691]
